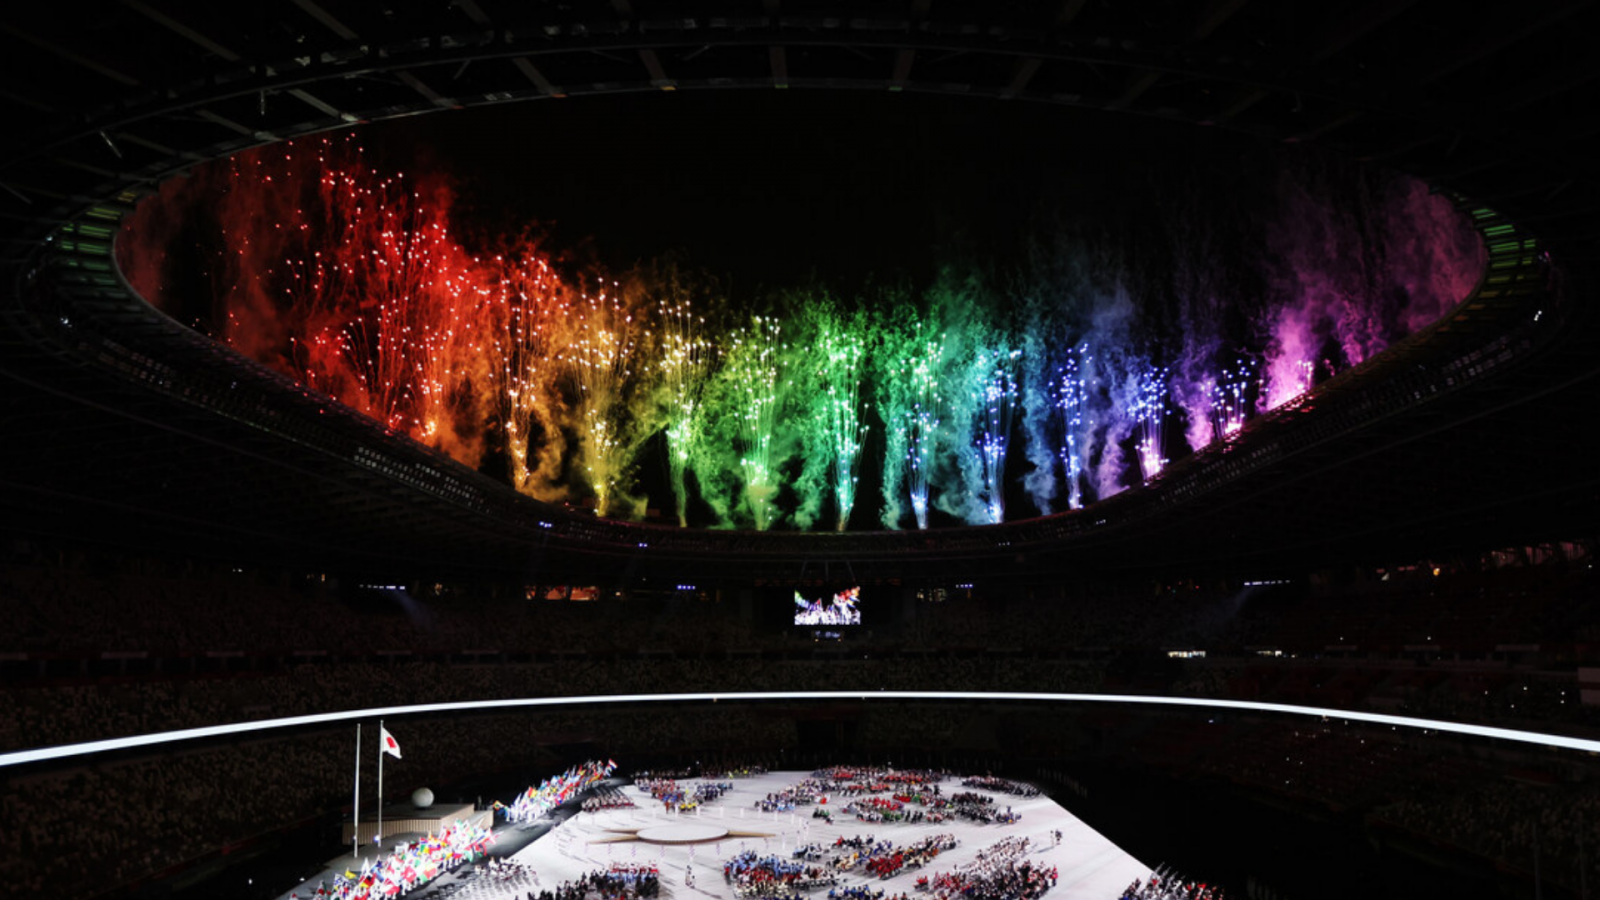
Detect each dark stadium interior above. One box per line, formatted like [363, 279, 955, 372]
[2, 2, 1600, 900]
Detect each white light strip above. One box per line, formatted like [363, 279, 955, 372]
[3, 691, 1597, 769]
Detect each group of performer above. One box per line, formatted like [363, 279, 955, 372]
[281, 759, 1219, 900]
[826, 886, 888, 900]
[528, 864, 660, 900]
[755, 778, 829, 812]
[960, 777, 1042, 799]
[861, 835, 958, 879]
[636, 778, 734, 812]
[915, 837, 1057, 900]
[458, 857, 539, 897]
[724, 850, 838, 898]
[827, 836, 897, 874]
[435, 765, 1197, 900]
[582, 786, 636, 813]
[702, 764, 769, 779]
[815, 767, 944, 790]
[1117, 874, 1224, 900]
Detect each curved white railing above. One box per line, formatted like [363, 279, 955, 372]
[4, 690, 1597, 769]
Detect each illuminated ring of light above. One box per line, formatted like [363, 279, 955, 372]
[2, 690, 1596, 770]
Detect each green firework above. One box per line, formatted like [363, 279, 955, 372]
[795, 300, 870, 531]
[658, 293, 714, 526]
[877, 313, 946, 529]
[719, 314, 787, 530]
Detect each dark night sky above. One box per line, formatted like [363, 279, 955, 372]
[361, 89, 1265, 292]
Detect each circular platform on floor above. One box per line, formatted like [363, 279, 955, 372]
[633, 822, 731, 844]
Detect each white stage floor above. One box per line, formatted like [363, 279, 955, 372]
[283, 771, 1150, 900]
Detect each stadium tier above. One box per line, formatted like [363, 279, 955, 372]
[1, 4, 1598, 900]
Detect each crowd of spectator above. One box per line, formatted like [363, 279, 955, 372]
[1112, 712, 1600, 895]
[1372, 776, 1600, 892]
[3, 545, 1593, 661]
[3, 542, 1599, 899]
[0, 708, 793, 900]
[0, 655, 1116, 754]
[4, 553, 1598, 756]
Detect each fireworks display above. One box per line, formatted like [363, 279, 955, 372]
[656, 281, 715, 527]
[1054, 346, 1091, 512]
[118, 136, 1486, 531]
[796, 302, 870, 531]
[1131, 365, 1170, 482]
[879, 318, 947, 530]
[966, 346, 1021, 525]
[488, 254, 567, 497]
[719, 315, 787, 531]
[1208, 358, 1258, 445]
[562, 283, 643, 517]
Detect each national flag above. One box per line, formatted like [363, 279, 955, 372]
[379, 725, 402, 759]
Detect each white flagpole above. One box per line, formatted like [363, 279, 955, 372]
[353, 723, 362, 858]
[377, 719, 385, 847]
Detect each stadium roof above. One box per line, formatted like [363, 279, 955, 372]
[1, 0, 1596, 582]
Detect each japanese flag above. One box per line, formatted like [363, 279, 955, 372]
[380, 725, 402, 759]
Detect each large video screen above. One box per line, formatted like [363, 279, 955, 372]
[794, 586, 862, 627]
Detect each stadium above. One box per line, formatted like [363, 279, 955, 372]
[1, 2, 1597, 899]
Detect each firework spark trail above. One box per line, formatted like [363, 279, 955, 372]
[794, 305, 870, 531]
[1021, 320, 1088, 516]
[874, 314, 911, 529]
[411, 254, 494, 452]
[287, 164, 435, 431]
[720, 315, 787, 530]
[1264, 351, 1317, 411]
[658, 293, 715, 526]
[1131, 365, 1170, 481]
[877, 316, 947, 530]
[1054, 346, 1091, 511]
[904, 332, 945, 530]
[983, 349, 1021, 524]
[1020, 332, 1057, 516]
[562, 284, 644, 516]
[955, 345, 1020, 525]
[275, 147, 494, 466]
[821, 321, 867, 532]
[1209, 357, 1257, 443]
[488, 254, 570, 497]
